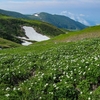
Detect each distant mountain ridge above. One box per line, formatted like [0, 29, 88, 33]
[0, 9, 28, 19]
[0, 9, 87, 30]
[27, 12, 87, 30]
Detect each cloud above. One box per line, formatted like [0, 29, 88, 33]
[76, 17, 90, 26]
[60, 11, 76, 20]
[0, 0, 67, 13]
[60, 11, 90, 26]
[79, 14, 85, 17]
[1, 0, 100, 13]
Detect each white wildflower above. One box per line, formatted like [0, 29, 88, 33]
[88, 97, 91, 100]
[18, 88, 20, 90]
[90, 91, 92, 94]
[18, 71, 21, 73]
[65, 82, 67, 84]
[39, 97, 42, 99]
[5, 94, 10, 97]
[56, 87, 59, 90]
[80, 92, 82, 94]
[85, 66, 87, 68]
[6, 87, 10, 91]
[88, 68, 90, 71]
[44, 83, 48, 87]
[49, 92, 53, 95]
[53, 76, 56, 79]
[83, 72, 86, 75]
[53, 83, 56, 87]
[13, 87, 16, 91]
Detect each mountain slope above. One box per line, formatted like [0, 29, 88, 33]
[50, 25, 100, 43]
[0, 9, 28, 19]
[0, 14, 65, 47]
[27, 12, 87, 30]
[0, 38, 21, 48]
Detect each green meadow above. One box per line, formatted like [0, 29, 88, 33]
[0, 25, 100, 100]
[0, 12, 100, 100]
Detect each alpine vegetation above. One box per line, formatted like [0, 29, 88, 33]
[0, 37, 100, 100]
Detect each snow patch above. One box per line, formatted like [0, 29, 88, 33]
[23, 26, 50, 41]
[22, 40, 32, 46]
[35, 14, 39, 17]
[20, 26, 50, 46]
[17, 36, 32, 46]
[17, 36, 27, 40]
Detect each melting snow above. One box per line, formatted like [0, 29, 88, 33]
[21, 26, 50, 46]
[23, 26, 50, 41]
[35, 14, 39, 17]
[22, 40, 32, 46]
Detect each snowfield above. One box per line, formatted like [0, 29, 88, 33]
[34, 14, 39, 17]
[21, 26, 50, 46]
[22, 40, 32, 46]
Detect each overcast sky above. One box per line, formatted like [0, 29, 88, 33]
[0, 0, 100, 25]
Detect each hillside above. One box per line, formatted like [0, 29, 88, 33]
[0, 14, 65, 47]
[0, 38, 21, 48]
[0, 36, 100, 99]
[27, 12, 87, 30]
[50, 25, 100, 43]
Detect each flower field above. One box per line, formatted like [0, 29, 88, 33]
[0, 38, 100, 100]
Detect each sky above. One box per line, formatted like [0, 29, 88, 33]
[0, 0, 100, 25]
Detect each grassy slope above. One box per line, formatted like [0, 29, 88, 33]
[0, 38, 100, 100]
[0, 14, 22, 48]
[0, 38, 21, 48]
[51, 25, 100, 42]
[0, 25, 100, 99]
